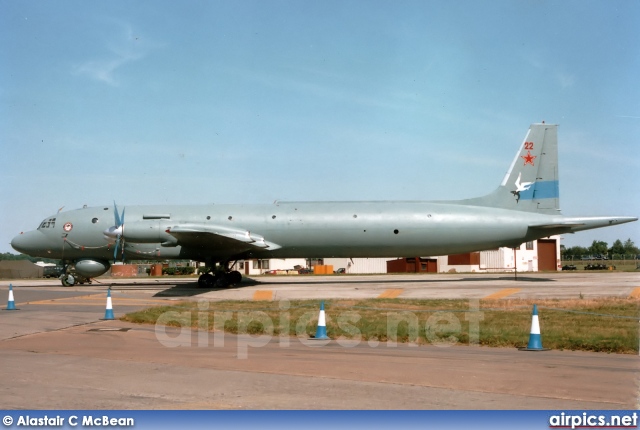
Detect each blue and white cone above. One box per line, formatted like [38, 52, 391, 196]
[310, 300, 330, 340]
[519, 304, 549, 351]
[102, 288, 115, 320]
[4, 284, 17, 311]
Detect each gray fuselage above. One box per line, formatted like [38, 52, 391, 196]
[13, 201, 563, 263]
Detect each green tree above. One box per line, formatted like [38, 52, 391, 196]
[573, 246, 589, 257]
[623, 239, 639, 256]
[562, 246, 588, 259]
[609, 239, 625, 257]
[588, 240, 608, 257]
[0, 252, 30, 261]
[0, 252, 59, 264]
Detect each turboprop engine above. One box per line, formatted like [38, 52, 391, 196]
[103, 204, 177, 262]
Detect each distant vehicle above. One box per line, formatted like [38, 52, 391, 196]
[297, 268, 313, 274]
[562, 264, 577, 271]
[335, 268, 346, 274]
[43, 265, 64, 278]
[585, 263, 608, 270]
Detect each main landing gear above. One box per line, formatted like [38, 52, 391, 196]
[197, 259, 243, 288]
[198, 270, 242, 288]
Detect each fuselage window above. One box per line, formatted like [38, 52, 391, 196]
[92, 218, 99, 224]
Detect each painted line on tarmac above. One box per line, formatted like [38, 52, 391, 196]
[22, 293, 105, 305]
[629, 287, 640, 298]
[378, 289, 404, 299]
[483, 288, 522, 299]
[253, 290, 273, 301]
[19, 293, 169, 307]
[20, 300, 168, 306]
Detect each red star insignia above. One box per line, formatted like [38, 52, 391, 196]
[521, 150, 536, 166]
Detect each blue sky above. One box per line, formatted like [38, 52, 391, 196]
[1, 0, 638, 254]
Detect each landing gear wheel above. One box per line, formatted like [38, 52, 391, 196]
[228, 270, 242, 285]
[214, 273, 230, 288]
[198, 273, 215, 288]
[60, 274, 76, 287]
[214, 271, 242, 288]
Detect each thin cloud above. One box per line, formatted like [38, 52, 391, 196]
[73, 54, 141, 86]
[521, 52, 576, 89]
[556, 71, 575, 89]
[72, 22, 146, 86]
[225, 65, 427, 114]
[562, 140, 639, 167]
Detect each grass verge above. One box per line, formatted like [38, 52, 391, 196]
[121, 297, 640, 354]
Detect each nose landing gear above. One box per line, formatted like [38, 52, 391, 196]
[59, 262, 91, 287]
[59, 272, 91, 287]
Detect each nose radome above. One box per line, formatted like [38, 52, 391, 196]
[11, 232, 30, 254]
[11, 230, 47, 255]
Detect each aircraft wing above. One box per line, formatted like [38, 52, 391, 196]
[165, 223, 281, 251]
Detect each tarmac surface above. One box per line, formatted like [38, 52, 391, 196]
[0, 272, 638, 409]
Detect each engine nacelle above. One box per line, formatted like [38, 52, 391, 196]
[104, 221, 173, 244]
[75, 259, 111, 277]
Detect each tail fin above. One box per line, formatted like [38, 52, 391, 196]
[462, 123, 561, 214]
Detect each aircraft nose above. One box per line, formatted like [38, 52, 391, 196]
[11, 230, 47, 255]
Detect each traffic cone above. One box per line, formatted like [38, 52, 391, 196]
[4, 284, 18, 311]
[102, 288, 115, 320]
[519, 304, 549, 351]
[310, 300, 330, 340]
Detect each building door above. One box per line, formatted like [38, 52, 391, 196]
[537, 239, 557, 271]
[425, 259, 437, 272]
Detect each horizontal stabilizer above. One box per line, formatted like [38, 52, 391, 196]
[530, 217, 637, 233]
[529, 222, 586, 229]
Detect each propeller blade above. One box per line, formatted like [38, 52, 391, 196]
[113, 235, 120, 261]
[112, 202, 126, 263]
[114, 201, 123, 227]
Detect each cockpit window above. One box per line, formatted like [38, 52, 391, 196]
[38, 217, 56, 230]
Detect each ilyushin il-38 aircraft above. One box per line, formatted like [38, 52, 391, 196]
[11, 123, 637, 287]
